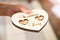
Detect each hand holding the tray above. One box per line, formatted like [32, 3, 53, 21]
[0, 2, 31, 16]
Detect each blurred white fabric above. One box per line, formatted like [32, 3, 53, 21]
[51, 4, 60, 18]
[0, 16, 6, 40]
[50, 0, 60, 18]
[49, 0, 60, 4]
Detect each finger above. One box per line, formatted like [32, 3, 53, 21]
[0, 3, 31, 14]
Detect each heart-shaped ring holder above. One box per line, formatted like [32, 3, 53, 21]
[11, 9, 48, 31]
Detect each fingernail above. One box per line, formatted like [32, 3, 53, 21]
[27, 10, 31, 12]
[26, 10, 31, 14]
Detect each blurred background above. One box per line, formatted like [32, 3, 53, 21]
[0, 0, 60, 40]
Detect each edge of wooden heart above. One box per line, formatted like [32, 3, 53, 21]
[11, 20, 48, 32]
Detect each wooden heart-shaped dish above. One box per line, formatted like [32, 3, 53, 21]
[11, 9, 48, 31]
